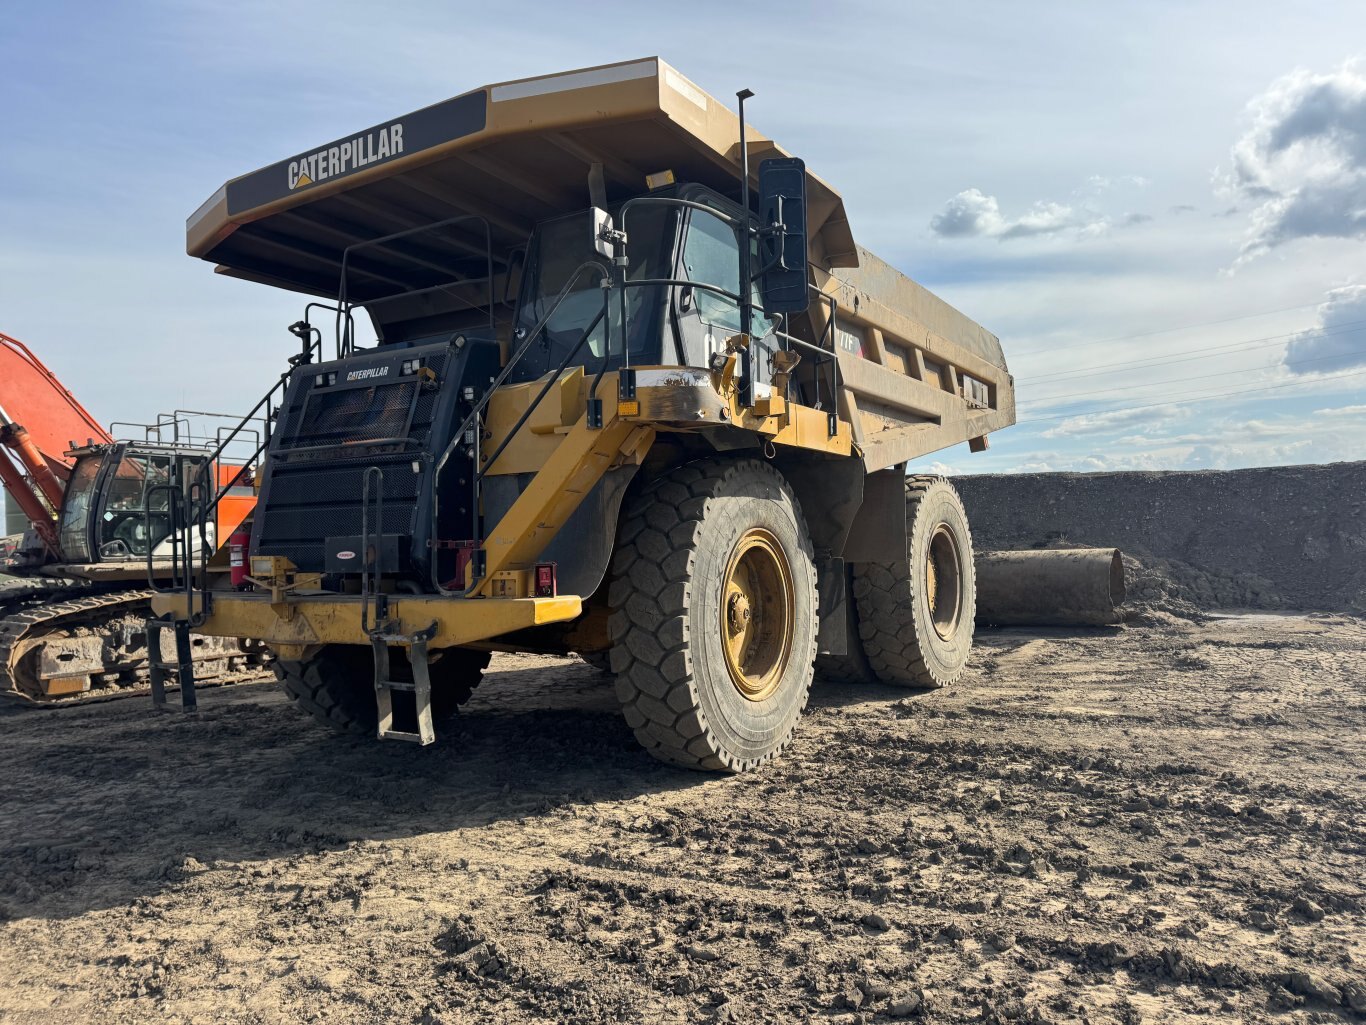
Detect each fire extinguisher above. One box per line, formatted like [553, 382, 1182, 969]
[229, 529, 251, 590]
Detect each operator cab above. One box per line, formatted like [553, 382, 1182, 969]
[57, 443, 214, 564]
[510, 183, 777, 386]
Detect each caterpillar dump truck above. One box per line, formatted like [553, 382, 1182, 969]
[0, 332, 259, 699]
[153, 58, 1015, 770]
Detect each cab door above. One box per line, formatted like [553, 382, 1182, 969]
[673, 203, 777, 394]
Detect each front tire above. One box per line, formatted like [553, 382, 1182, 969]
[276, 644, 490, 736]
[853, 476, 975, 688]
[609, 458, 817, 772]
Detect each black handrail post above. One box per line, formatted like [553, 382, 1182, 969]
[736, 88, 755, 410]
[360, 466, 386, 635]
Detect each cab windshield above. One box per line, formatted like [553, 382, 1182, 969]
[513, 203, 676, 380]
[57, 454, 103, 562]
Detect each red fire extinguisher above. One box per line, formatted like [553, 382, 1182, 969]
[229, 529, 251, 590]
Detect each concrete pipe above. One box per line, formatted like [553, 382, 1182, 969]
[975, 548, 1125, 627]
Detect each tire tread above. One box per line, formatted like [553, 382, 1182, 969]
[609, 457, 816, 772]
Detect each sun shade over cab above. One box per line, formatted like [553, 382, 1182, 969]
[187, 57, 858, 342]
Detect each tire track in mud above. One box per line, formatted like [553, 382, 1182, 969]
[0, 614, 1362, 1023]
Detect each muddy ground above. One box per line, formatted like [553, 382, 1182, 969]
[1, 613, 1363, 1024]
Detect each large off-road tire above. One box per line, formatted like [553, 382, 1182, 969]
[275, 644, 490, 735]
[853, 475, 975, 688]
[609, 457, 817, 772]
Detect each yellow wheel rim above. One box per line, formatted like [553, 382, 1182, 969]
[926, 523, 962, 641]
[720, 528, 795, 702]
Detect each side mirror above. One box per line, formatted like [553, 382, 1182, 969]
[758, 157, 809, 315]
[592, 207, 615, 258]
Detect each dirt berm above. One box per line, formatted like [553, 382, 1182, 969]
[954, 461, 1366, 613]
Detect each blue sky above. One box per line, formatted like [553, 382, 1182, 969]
[2, 0, 1363, 474]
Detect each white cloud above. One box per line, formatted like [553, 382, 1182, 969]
[1040, 404, 1187, 438]
[1224, 59, 1366, 260]
[1283, 284, 1366, 374]
[1315, 403, 1366, 417]
[1000, 436, 1331, 474]
[1052, 403, 1366, 472]
[929, 188, 1109, 241]
[929, 188, 1007, 237]
[1079, 174, 1151, 194]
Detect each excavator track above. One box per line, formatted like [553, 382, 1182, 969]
[0, 585, 263, 704]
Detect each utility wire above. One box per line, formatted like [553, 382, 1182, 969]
[1010, 299, 1327, 357]
[1023, 346, 1366, 406]
[1019, 319, 1366, 384]
[1014, 367, 1366, 425]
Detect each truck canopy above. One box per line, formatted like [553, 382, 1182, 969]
[190, 57, 856, 305]
[192, 57, 1010, 426]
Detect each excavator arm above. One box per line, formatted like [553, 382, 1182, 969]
[0, 332, 112, 557]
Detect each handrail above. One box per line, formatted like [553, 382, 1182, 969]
[474, 301, 607, 491]
[148, 330, 323, 596]
[582, 274, 840, 429]
[338, 214, 495, 358]
[611, 195, 839, 429]
[360, 466, 385, 634]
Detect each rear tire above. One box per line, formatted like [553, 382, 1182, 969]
[853, 476, 975, 688]
[276, 644, 490, 735]
[609, 457, 817, 772]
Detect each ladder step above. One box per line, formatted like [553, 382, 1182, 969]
[147, 617, 198, 714]
[371, 630, 436, 745]
[378, 728, 429, 743]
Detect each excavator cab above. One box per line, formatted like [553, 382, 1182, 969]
[56, 442, 214, 565]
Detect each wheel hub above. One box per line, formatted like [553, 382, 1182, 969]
[727, 592, 752, 635]
[720, 528, 794, 702]
[926, 523, 962, 641]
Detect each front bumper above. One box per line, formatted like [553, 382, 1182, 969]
[150, 590, 582, 658]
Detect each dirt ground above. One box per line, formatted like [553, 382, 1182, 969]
[1, 613, 1363, 1025]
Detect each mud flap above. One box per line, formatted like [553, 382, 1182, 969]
[482, 464, 639, 600]
[816, 555, 847, 656]
[841, 468, 909, 564]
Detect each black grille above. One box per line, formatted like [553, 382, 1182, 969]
[251, 342, 489, 578]
[297, 381, 417, 446]
[255, 455, 420, 570]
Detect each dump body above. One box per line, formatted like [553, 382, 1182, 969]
[155, 60, 1016, 763]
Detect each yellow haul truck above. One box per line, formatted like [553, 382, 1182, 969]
[154, 58, 1015, 771]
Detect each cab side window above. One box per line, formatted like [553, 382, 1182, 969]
[681, 209, 774, 339]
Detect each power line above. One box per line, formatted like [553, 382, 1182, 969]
[1023, 346, 1366, 406]
[1014, 367, 1366, 426]
[1009, 298, 1327, 357]
[1019, 319, 1366, 384]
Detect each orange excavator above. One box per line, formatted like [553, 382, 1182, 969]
[1, 331, 258, 700]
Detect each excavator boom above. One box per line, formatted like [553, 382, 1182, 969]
[0, 332, 111, 471]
